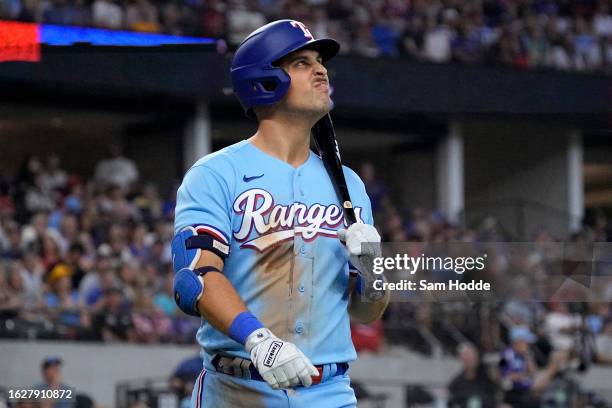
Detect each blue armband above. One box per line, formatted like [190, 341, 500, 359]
[172, 226, 230, 273]
[228, 311, 264, 345]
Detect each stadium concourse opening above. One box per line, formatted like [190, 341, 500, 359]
[0, 100, 189, 192]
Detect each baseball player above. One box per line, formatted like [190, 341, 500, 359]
[171, 20, 390, 408]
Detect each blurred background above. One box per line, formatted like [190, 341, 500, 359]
[0, 0, 611, 407]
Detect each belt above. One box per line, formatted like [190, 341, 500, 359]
[211, 354, 348, 385]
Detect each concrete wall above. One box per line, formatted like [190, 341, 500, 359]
[0, 340, 197, 407]
[462, 119, 572, 239]
[2, 341, 611, 408]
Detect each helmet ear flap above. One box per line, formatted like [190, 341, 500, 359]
[252, 80, 278, 92]
[234, 66, 291, 116]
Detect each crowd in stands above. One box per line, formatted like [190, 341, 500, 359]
[1, 152, 612, 406]
[361, 161, 612, 406]
[0, 148, 198, 344]
[1, 0, 612, 73]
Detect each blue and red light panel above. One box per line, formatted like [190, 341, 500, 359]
[0, 20, 216, 62]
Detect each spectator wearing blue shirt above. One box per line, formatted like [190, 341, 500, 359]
[500, 326, 565, 408]
[45, 264, 85, 328]
[33, 356, 75, 408]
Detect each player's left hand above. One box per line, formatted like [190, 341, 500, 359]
[337, 223, 381, 257]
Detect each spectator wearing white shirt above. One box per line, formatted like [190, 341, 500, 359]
[546, 32, 575, 71]
[226, 0, 266, 45]
[423, 14, 454, 63]
[544, 301, 582, 352]
[94, 144, 139, 193]
[41, 154, 67, 194]
[92, 0, 124, 29]
[19, 252, 45, 311]
[593, 2, 612, 39]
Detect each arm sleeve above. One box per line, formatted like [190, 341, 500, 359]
[361, 191, 374, 226]
[174, 164, 233, 245]
[343, 165, 374, 226]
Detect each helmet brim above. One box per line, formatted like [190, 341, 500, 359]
[296, 38, 340, 62]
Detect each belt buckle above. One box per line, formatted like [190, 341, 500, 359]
[311, 366, 324, 385]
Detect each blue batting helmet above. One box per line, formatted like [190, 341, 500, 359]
[230, 20, 340, 118]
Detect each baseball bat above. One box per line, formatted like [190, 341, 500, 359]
[312, 113, 357, 225]
[312, 114, 384, 301]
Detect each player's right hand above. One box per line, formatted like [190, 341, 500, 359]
[245, 328, 319, 389]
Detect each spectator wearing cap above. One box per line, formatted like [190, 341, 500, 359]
[500, 326, 565, 408]
[45, 263, 89, 330]
[170, 353, 204, 408]
[500, 326, 540, 407]
[34, 357, 74, 408]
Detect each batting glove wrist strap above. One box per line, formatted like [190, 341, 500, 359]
[228, 311, 264, 345]
[246, 328, 319, 389]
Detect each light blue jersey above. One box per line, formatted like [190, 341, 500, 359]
[174, 139, 373, 366]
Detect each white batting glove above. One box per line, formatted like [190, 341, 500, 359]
[246, 328, 319, 389]
[337, 223, 381, 257]
[339, 223, 386, 301]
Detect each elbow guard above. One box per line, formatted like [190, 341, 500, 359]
[172, 226, 228, 316]
[173, 265, 222, 317]
[173, 268, 205, 317]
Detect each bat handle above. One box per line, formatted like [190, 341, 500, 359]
[343, 202, 358, 225]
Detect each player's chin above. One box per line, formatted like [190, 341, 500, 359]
[314, 97, 333, 114]
[311, 105, 331, 121]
